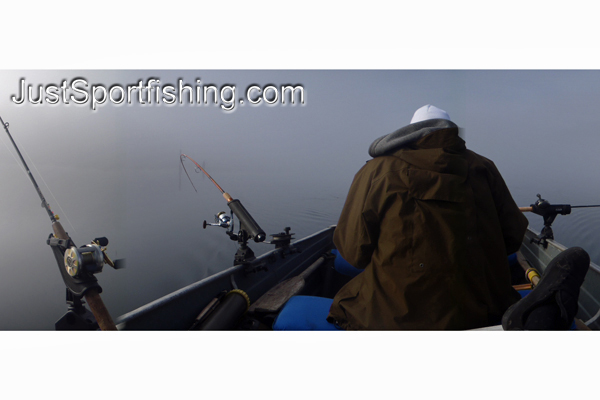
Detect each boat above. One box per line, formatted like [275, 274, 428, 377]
[99, 222, 597, 331]
[31, 186, 600, 331]
[4, 117, 597, 331]
[110, 191, 600, 331]
[51, 193, 600, 331]
[38, 163, 600, 331]
[28, 181, 600, 331]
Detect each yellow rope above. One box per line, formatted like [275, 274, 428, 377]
[228, 289, 251, 311]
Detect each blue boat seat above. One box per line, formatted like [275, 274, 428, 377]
[272, 295, 341, 330]
[271, 250, 360, 331]
[518, 289, 532, 297]
[273, 292, 577, 330]
[272, 254, 576, 330]
[331, 249, 364, 277]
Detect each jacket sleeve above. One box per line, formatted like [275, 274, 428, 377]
[333, 164, 380, 269]
[487, 161, 529, 254]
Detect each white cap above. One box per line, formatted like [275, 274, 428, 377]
[410, 104, 451, 124]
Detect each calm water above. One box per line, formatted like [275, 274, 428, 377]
[1, 70, 599, 329]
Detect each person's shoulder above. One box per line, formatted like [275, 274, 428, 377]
[463, 149, 507, 183]
[361, 155, 408, 173]
[350, 156, 410, 189]
[464, 149, 497, 168]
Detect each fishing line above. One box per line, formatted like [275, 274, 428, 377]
[10, 132, 78, 236]
[180, 154, 198, 193]
[180, 153, 231, 201]
[0, 129, 29, 175]
[1, 117, 78, 236]
[181, 153, 226, 194]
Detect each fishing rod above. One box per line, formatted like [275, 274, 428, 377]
[2, 116, 119, 330]
[519, 205, 600, 212]
[520, 194, 600, 247]
[0, 116, 69, 239]
[180, 153, 231, 201]
[180, 153, 266, 241]
[181, 153, 287, 267]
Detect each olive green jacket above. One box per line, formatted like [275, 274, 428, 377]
[327, 120, 528, 330]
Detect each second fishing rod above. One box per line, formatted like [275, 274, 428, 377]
[180, 153, 268, 266]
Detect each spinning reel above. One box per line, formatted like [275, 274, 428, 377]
[202, 203, 265, 266]
[203, 211, 233, 230]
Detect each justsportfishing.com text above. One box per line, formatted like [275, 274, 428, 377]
[10, 78, 305, 111]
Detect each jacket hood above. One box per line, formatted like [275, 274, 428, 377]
[368, 119, 459, 158]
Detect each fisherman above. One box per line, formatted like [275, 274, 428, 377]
[327, 105, 530, 330]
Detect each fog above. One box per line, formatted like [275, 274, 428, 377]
[1, 70, 599, 329]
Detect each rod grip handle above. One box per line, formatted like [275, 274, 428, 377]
[84, 288, 117, 331]
[52, 221, 69, 240]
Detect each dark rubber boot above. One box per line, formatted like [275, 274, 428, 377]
[502, 247, 590, 330]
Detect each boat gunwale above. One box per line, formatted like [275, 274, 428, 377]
[115, 225, 336, 328]
[523, 228, 600, 274]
